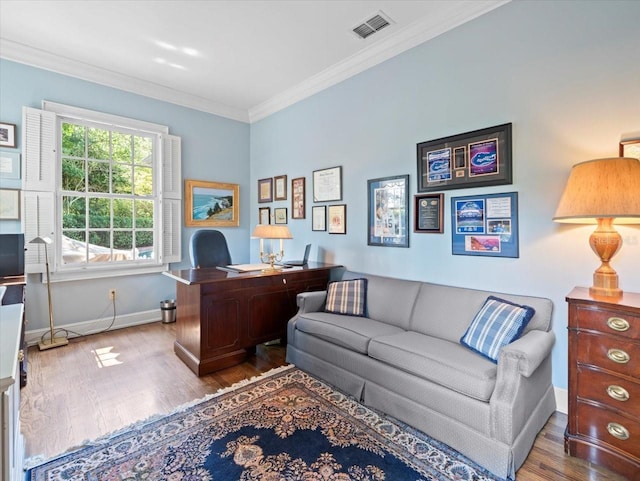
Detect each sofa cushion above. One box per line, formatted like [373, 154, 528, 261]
[368, 331, 497, 402]
[460, 296, 535, 363]
[296, 312, 405, 354]
[325, 278, 367, 317]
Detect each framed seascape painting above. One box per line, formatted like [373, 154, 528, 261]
[367, 174, 409, 247]
[185, 179, 239, 227]
[417, 123, 512, 192]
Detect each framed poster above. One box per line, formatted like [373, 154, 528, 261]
[259, 207, 271, 225]
[0, 122, 17, 148]
[417, 123, 512, 192]
[313, 166, 342, 202]
[312, 205, 326, 231]
[185, 179, 239, 227]
[328, 204, 346, 234]
[620, 139, 640, 159]
[291, 177, 306, 219]
[451, 191, 519, 258]
[274, 174, 287, 200]
[367, 175, 409, 247]
[0, 189, 20, 219]
[258, 177, 273, 203]
[0, 151, 21, 179]
[274, 207, 288, 224]
[414, 193, 444, 233]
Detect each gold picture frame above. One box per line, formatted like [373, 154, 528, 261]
[185, 179, 239, 227]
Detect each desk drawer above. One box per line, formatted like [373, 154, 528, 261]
[576, 401, 640, 459]
[576, 331, 640, 378]
[577, 366, 640, 418]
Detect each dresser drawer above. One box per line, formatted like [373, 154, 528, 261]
[576, 401, 640, 459]
[576, 331, 640, 378]
[577, 366, 640, 418]
[574, 304, 640, 337]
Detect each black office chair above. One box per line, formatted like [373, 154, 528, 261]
[189, 230, 232, 269]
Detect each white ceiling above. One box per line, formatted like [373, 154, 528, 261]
[0, 0, 508, 123]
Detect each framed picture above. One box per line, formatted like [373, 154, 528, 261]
[312, 205, 326, 231]
[185, 179, 239, 227]
[451, 191, 519, 258]
[414, 193, 444, 233]
[0, 122, 17, 148]
[259, 206, 271, 225]
[367, 174, 409, 247]
[274, 207, 288, 224]
[291, 177, 306, 219]
[417, 123, 512, 192]
[328, 204, 347, 234]
[0, 151, 21, 179]
[258, 177, 273, 203]
[620, 138, 640, 159]
[313, 166, 342, 202]
[0, 189, 20, 219]
[274, 174, 287, 200]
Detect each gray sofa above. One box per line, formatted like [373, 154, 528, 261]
[286, 270, 556, 479]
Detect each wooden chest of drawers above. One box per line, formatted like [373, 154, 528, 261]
[565, 287, 640, 480]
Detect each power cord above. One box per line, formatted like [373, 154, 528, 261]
[39, 296, 117, 343]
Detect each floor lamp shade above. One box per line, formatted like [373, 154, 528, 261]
[30, 236, 69, 350]
[553, 157, 640, 297]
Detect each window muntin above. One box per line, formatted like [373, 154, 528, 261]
[59, 119, 158, 268]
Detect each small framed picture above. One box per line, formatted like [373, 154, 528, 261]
[274, 207, 288, 224]
[274, 175, 287, 200]
[258, 178, 273, 203]
[328, 204, 347, 234]
[0, 189, 20, 219]
[259, 206, 271, 225]
[414, 193, 444, 233]
[620, 139, 640, 159]
[312, 205, 326, 231]
[0, 122, 17, 148]
[0, 151, 21, 179]
[291, 177, 306, 219]
[368, 174, 409, 247]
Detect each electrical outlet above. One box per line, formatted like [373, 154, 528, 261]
[109, 289, 116, 301]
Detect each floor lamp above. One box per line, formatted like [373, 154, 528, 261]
[30, 236, 69, 350]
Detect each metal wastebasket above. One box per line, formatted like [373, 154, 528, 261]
[160, 299, 176, 323]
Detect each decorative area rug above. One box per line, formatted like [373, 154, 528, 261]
[27, 365, 503, 480]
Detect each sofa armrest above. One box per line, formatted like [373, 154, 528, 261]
[499, 330, 555, 377]
[296, 290, 327, 314]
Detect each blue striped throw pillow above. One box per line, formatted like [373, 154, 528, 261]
[324, 278, 367, 317]
[460, 296, 535, 363]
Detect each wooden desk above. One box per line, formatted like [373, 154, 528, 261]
[164, 263, 338, 375]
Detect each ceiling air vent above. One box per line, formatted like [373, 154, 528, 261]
[352, 11, 393, 40]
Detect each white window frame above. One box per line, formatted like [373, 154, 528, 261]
[22, 102, 182, 281]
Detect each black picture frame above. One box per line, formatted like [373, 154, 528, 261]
[414, 193, 444, 233]
[313, 166, 342, 202]
[312, 205, 326, 231]
[367, 174, 409, 247]
[451, 191, 519, 258]
[259, 206, 270, 225]
[417, 123, 512, 192]
[258, 177, 273, 203]
[274, 207, 288, 224]
[328, 204, 347, 234]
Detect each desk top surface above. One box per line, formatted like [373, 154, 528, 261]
[164, 262, 341, 285]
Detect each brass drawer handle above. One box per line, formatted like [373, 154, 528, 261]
[607, 348, 630, 364]
[607, 385, 630, 402]
[607, 422, 630, 441]
[607, 317, 630, 332]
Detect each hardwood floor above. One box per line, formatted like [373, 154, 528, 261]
[21, 322, 627, 480]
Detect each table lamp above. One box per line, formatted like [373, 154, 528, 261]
[252, 225, 293, 271]
[553, 157, 640, 298]
[30, 236, 69, 350]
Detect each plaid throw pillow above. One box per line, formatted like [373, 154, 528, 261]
[324, 278, 367, 317]
[460, 296, 535, 363]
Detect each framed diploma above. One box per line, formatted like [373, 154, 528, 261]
[328, 204, 346, 234]
[258, 177, 273, 203]
[274, 174, 287, 200]
[312, 205, 326, 231]
[313, 166, 342, 202]
[414, 193, 443, 233]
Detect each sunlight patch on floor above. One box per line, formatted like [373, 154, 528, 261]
[92, 346, 123, 368]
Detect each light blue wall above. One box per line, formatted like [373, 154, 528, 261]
[0, 59, 250, 330]
[250, 0, 640, 390]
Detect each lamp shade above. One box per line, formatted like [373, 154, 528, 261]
[252, 225, 293, 239]
[553, 157, 640, 224]
[30, 236, 53, 245]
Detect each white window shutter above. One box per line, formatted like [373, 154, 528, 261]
[22, 191, 55, 273]
[162, 198, 181, 264]
[162, 134, 182, 199]
[22, 107, 56, 192]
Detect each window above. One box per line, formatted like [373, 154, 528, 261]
[22, 103, 182, 279]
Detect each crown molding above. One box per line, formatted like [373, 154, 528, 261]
[249, 0, 510, 123]
[0, 39, 250, 123]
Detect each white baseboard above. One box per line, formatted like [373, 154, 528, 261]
[25, 309, 162, 346]
[554, 386, 568, 414]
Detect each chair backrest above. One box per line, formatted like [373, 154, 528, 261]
[189, 230, 232, 268]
